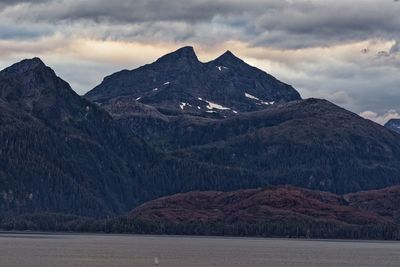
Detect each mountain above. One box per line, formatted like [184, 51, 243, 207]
[0, 58, 154, 217]
[127, 185, 400, 239]
[85, 47, 400, 194]
[86, 47, 400, 194]
[0, 58, 274, 218]
[168, 99, 400, 194]
[385, 119, 400, 134]
[86, 46, 301, 118]
[3, 50, 400, 232]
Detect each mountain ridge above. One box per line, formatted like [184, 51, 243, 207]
[85, 46, 301, 118]
[86, 48, 400, 194]
[0, 57, 280, 217]
[0, 58, 157, 216]
[125, 185, 400, 239]
[2, 50, 400, 235]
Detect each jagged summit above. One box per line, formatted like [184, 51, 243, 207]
[15, 57, 44, 67]
[0, 57, 69, 97]
[3, 57, 47, 75]
[0, 57, 87, 122]
[86, 46, 301, 117]
[214, 50, 244, 65]
[156, 46, 198, 63]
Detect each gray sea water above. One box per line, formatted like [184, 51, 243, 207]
[0, 232, 399, 267]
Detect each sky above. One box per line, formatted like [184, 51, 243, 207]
[0, 0, 399, 124]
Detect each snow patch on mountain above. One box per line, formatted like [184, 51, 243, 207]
[245, 92, 260, 100]
[197, 97, 231, 111]
[206, 101, 230, 110]
[179, 102, 192, 110]
[261, 101, 275, 105]
[216, 66, 228, 71]
[246, 92, 275, 105]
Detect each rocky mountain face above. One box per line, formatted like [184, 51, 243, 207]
[86, 48, 400, 194]
[385, 119, 400, 134]
[86, 46, 301, 118]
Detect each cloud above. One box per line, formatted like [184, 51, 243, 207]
[1, 0, 249, 24]
[359, 110, 400, 125]
[0, 0, 45, 4]
[325, 91, 353, 106]
[253, 1, 400, 47]
[1, 0, 399, 49]
[0, 0, 50, 9]
[0, 0, 399, 116]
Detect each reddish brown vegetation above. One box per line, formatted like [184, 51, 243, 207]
[130, 185, 400, 227]
[347, 186, 400, 223]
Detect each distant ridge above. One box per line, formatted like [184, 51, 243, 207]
[385, 119, 400, 134]
[85, 46, 301, 118]
[124, 185, 400, 239]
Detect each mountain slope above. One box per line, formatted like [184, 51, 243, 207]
[85, 46, 301, 118]
[86, 48, 400, 194]
[130, 186, 387, 225]
[127, 185, 400, 238]
[0, 58, 157, 217]
[3, 185, 400, 240]
[96, 95, 400, 194]
[170, 99, 400, 193]
[0, 58, 275, 218]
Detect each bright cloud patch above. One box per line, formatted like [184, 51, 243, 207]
[359, 110, 400, 125]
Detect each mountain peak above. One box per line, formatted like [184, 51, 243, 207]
[222, 50, 236, 57]
[87, 46, 301, 111]
[27, 57, 44, 64]
[214, 50, 244, 65]
[156, 46, 199, 64]
[0, 57, 77, 109]
[3, 57, 48, 76]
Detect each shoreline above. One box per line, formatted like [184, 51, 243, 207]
[1, 230, 399, 244]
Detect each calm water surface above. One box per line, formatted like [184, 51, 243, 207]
[0, 233, 399, 267]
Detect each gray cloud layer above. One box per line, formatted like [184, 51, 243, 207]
[2, 0, 399, 47]
[0, 0, 400, 123]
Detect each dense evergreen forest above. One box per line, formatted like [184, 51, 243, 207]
[3, 185, 400, 240]
[2, 50, 400, 240]
[1, 213, 400, 241]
